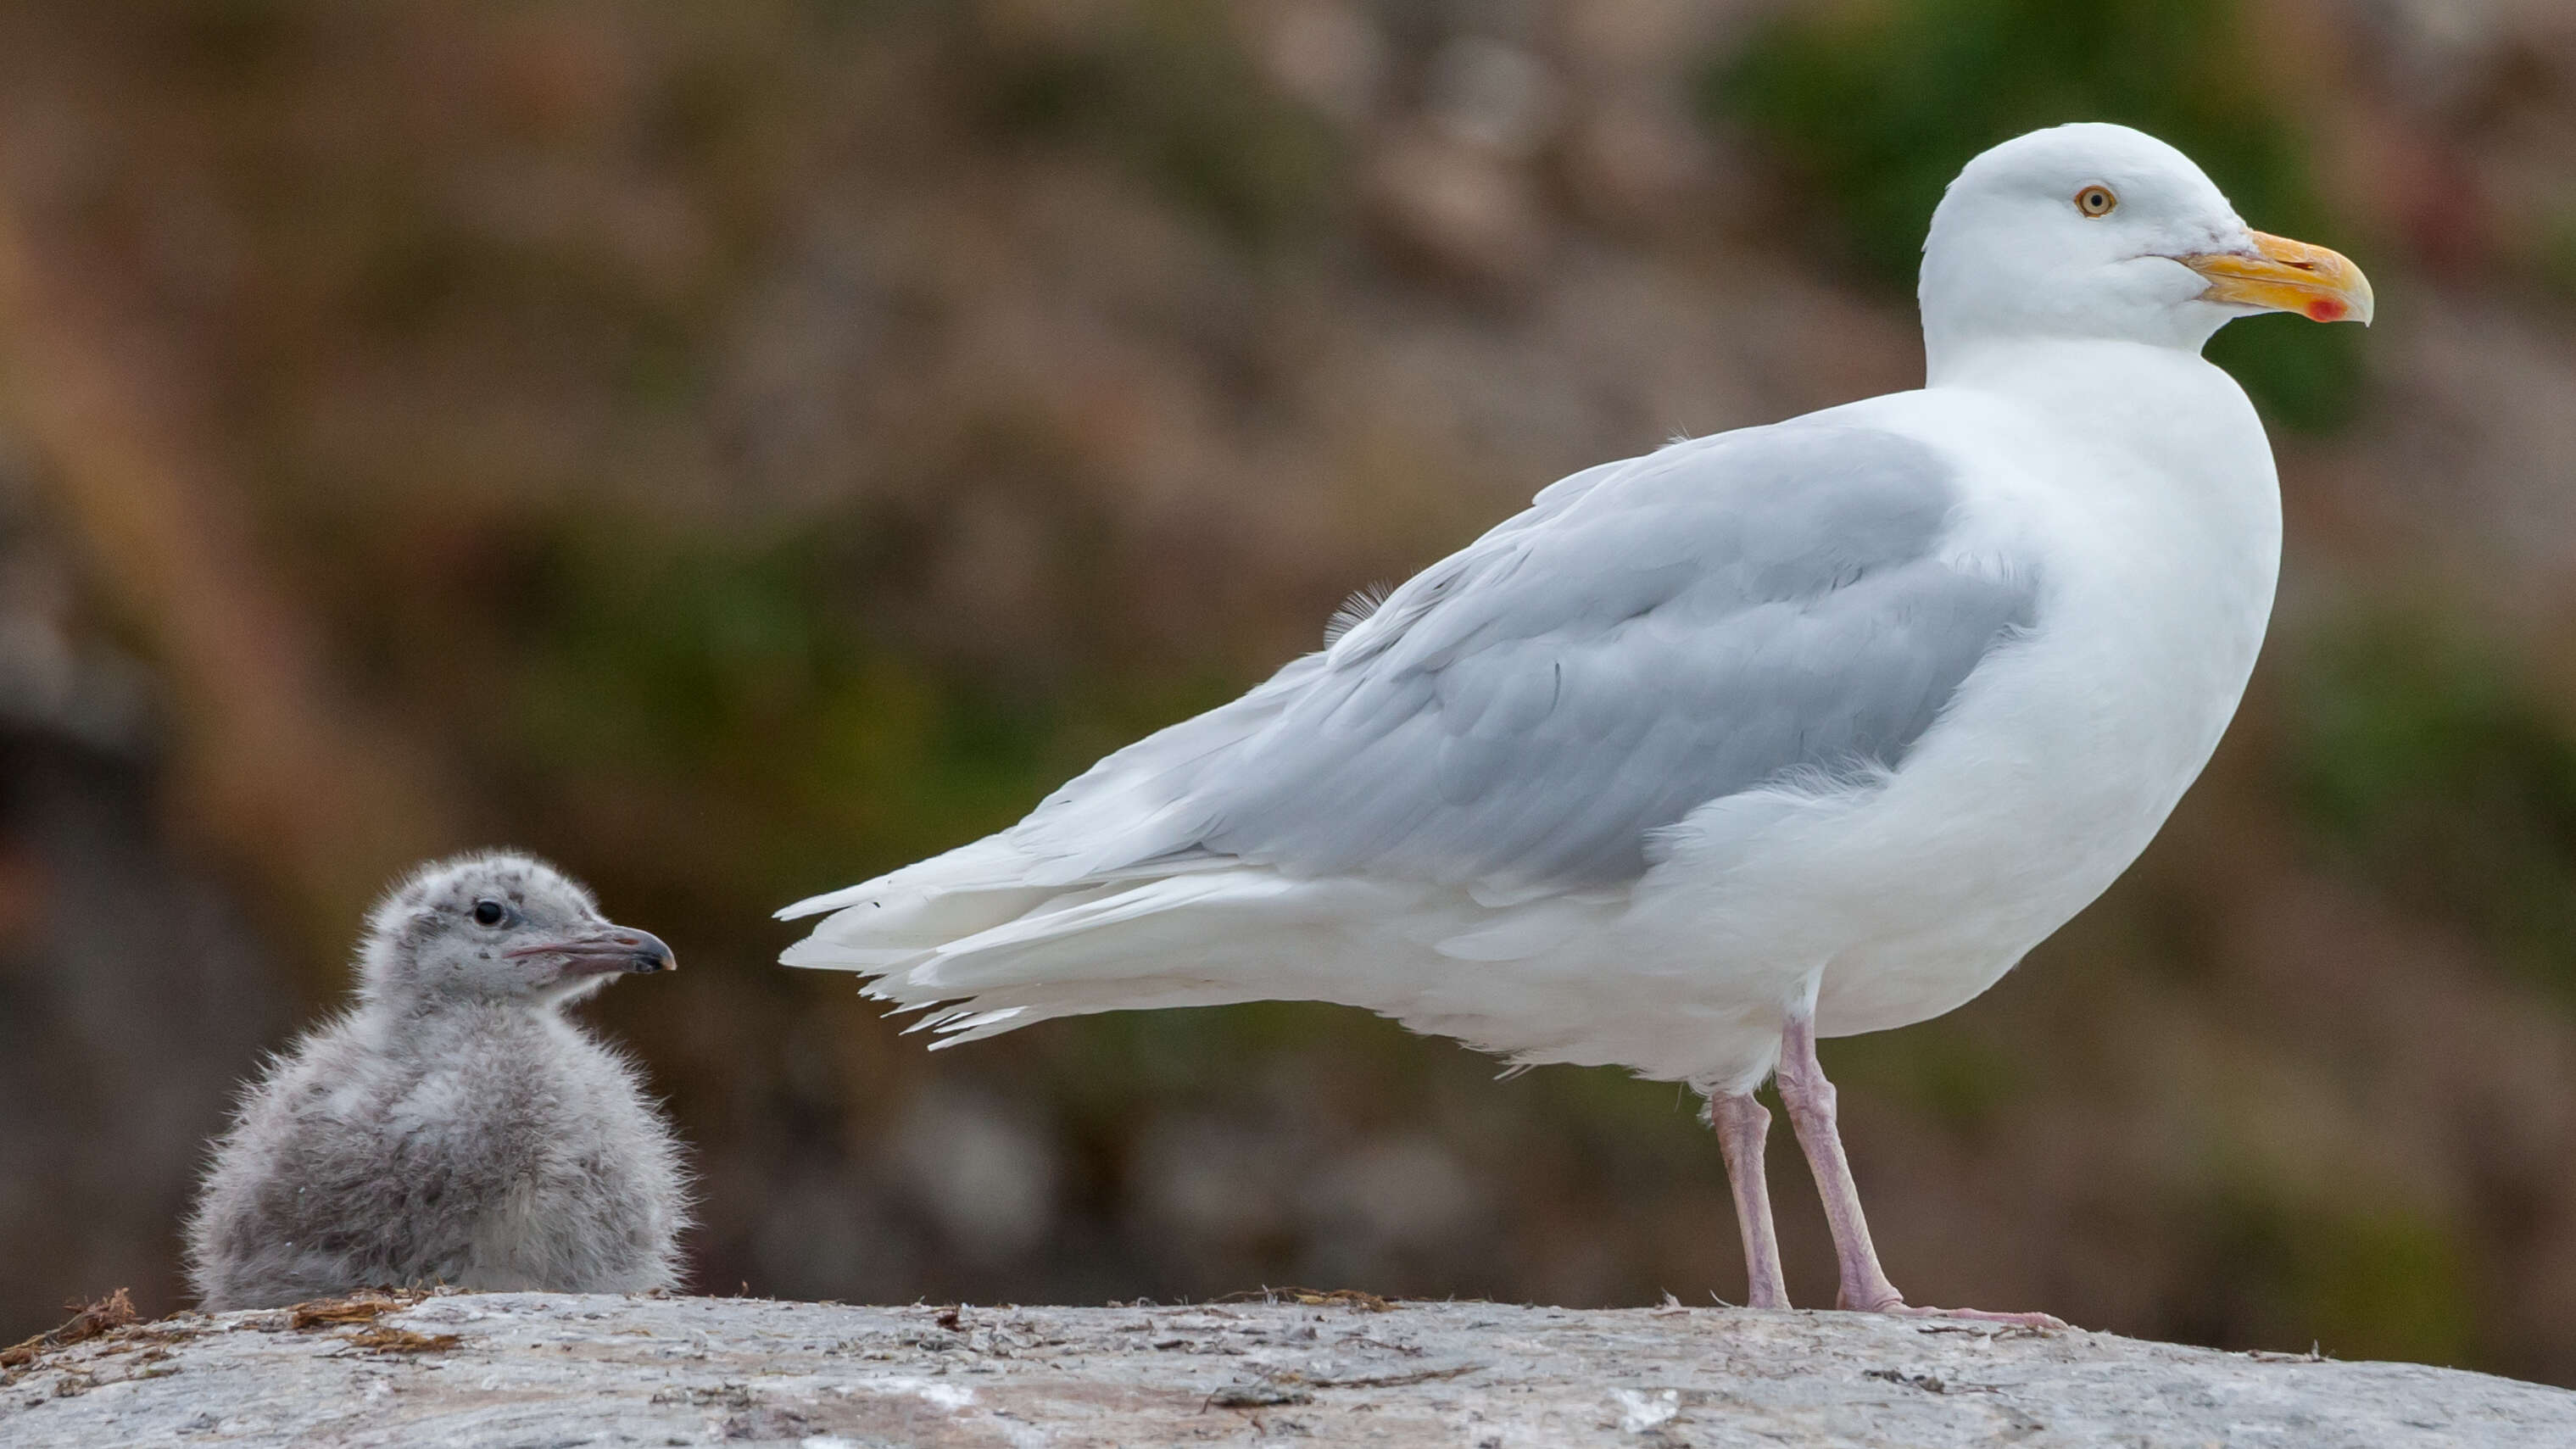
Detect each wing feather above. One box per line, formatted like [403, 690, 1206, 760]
[989, 420, 2036, 894]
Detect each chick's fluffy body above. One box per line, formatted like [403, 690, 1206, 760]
[187, 853, 689, 1309]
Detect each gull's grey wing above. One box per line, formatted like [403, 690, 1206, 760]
[1012, 421, 2039, 889]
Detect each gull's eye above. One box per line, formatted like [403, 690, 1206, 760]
[471, 899, 507, 927]
[2075, 185, 2118, 218]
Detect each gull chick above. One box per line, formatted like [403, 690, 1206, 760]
[188, 852, 690, 1310]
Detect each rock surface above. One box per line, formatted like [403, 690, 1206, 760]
[3, 1290, 2571, 1447]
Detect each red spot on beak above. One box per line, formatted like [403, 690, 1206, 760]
[2305, 298, 2346, 322]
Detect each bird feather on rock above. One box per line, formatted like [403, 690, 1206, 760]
[188, 852, 690, 1310]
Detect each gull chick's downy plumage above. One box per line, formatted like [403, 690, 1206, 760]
[188, 852, 689, 1310]
[779, 123, 2374, 1321]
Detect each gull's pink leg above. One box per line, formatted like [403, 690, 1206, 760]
[1772, 1016, 2066, 1328]
[1706, 1091, 1788, 1309]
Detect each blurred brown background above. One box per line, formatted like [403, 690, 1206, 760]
[5, 0, 2576, 1387]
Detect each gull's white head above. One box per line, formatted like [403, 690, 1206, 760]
[1919, 122, 2370, 378]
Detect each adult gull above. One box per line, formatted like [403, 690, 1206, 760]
[780, 123, 2372, 1321]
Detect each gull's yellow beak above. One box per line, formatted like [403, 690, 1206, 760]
[2182, 231, 2374, 325]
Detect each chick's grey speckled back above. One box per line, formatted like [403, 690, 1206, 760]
[187, 852, 690, 1310]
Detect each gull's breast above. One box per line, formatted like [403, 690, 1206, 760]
[1693, 365, 2281, 1037]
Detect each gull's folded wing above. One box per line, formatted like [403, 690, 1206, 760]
[998, 420, 2042, 894]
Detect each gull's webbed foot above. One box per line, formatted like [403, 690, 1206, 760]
[1852, 1296, 2068, 1329]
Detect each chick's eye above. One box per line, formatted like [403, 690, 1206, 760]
[2076, 185, 2117, 217]
[471, 899, 506, 927]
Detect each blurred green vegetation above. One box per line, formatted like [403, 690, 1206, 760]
[1710, 0, 2366, 431]
[2538, 209, 2576, 305]
[460, 508, 1252, 908]
[2287, 613, 2576, 996]
[967, 0, 1343, 248]
[2197, 1181, 2475, 1366]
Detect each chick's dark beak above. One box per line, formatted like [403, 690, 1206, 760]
[508, 926, 677, 976]
[617, 928, 676, 974]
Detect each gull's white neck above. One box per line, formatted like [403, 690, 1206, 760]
[1925, 331, 2283, 764]
[1927, 333, 2278, 526]
[1928, 331, 2228, 402]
